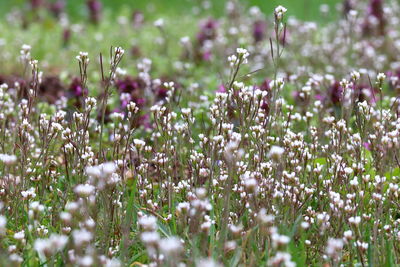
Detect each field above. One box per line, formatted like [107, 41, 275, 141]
[0, 0, 399, 266]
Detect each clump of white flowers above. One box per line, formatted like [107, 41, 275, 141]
[85, 162, 119, 190]
[34, 234, 68, 258]
[268, 145, 285, 161]
[0, 154, 17, 165]
[228, 48, 250, 66]
[274, 5, 287, 21]
[76, 51, 89, 64]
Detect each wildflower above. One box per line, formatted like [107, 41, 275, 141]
[133, 139, 146, 150]
[343, 230, 353, 240]
[325, 238, 343, 260]
[34, 234, 68, 258]
[236, 48, 250, 64]
[76, 51, 89, 64]
[154, 18, 165, 28]
[348, 216, 361, 226]
[377, 72, 386, 87]
[268, 252, 295, 267]
[140, 231, 160, 246]
[196, 258, 223, 267]
[21, 188, 36, 200]
[274, 5, 288, 21]
[244, 178, 258, 194]
[159, 236, 183, 256]
[72, 229, 93, 247]
[350, 70, 361, 81]
[86, 0, 102, 24]
[0, 154, 17, 165]
[14, 230, 25, 241]
[271, 233, 290, 248]
[77, 255, 94, 267]
[356, 241, 369, 252]
[9, 254, 23, 264]
[138, 215, 157, 231]
[74, 184, 95, 198]
[253, 20, 267, 43]
[257, 209, 274, 225]
[268, 146, 285, 161]
[0, 216, 6, 235]
[20, 44, 31, 62]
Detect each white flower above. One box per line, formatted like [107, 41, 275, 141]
[348, 216, 361, 226]
[114, 47, 125, 57]
[196, 258, 223, 267]
[350, 70, 360, 81]
[72, 229, 92, 247]
[21, 188, 36, 200]
[77, 255, 94, 267]
[271, 233, 290, 248]
[377, 72, 386, 82]
[268, 252, 295, 267]
[159, 236, 183, 256]
[0, 215, 6, 235]
[74, 184, 95, 198]
[236, 48, 249, 64]
[257, 208, 274, 224]
[14, 230, 25, 241]
[102, 162, 117, 176]
[180, 36, 190, 45]
[140, 231, 160, 246]
[76, 51, 89, 64]
[104, 258, 121, 267]
[138, 215, 157, 231]
[267, 146, 285, 160]
[244, 178, 258, 193]
[133, 139, 146, 150]
[325, 238, 343, 259]
[344, 230, 353, 240]
[269, 78, 285, 90]
[9, 254, 23, 263]
[181, 108, 191, 116]
[30, 201, 45, 213]
[154, 18, 164, 28]
[34, 234, 68, 257]
[0, 154, 17, 165]
[85, 162, 117, 190]
[274, 5, 287, 20]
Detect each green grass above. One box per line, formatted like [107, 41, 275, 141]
[0, 0, 341, 21]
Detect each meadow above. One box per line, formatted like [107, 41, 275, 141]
[0, 0, 399, 266]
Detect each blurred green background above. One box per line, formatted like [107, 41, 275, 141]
[0, 0, 341, 21]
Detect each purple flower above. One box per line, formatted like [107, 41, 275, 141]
[39, 76, 65, 103]
[115, 77, 142, 93]
[253, 20, 267, 43]
[328, 81, 343, 105]
[197, 18, 218, 45]
[30, 0, 44, 9]
[362, 0, 386, 35]
[368, 0, 384, 20]
[216, 84, 226, 93]
[62, 28, 71, 46]
[49, 0, 65, 18]
[86, 0, 102, 24]
[138, 114, 152, 129]
[69, 77, 84, 97]
[202, 50, 212, 61]
[363, 142, 371, 151]
[132, 10, 144, 28]
[259, 79, 272, 112]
